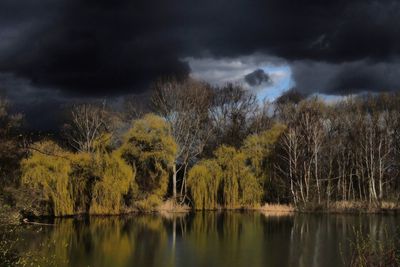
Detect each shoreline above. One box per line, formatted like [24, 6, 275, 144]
[3, 201, 400, 225]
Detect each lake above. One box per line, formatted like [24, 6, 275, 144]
[4, 212, 400, 267]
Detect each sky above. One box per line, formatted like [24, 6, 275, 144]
[1, 0, 400, 128]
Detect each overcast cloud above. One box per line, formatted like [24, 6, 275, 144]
[1, 0, 400, 128]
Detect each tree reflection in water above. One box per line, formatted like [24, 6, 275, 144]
[12, 212, 400, 267]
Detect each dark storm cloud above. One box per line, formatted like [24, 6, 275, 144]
[1, 0, 400, 99]
[0, 0, 190, 97]
[292, 60, 400, 96]
[244, 69, 271, 87]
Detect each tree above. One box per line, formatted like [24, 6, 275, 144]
[187, 160, 222, 210]
[242, 123, 286, 201]
[122, 94, 150, 121]
[0, 97, 24, 186]
[21, 141, 74, 216]
[214, 145, 262, 207]
[119, 114, 177, 203]
[275, 98, 327, 205]
[21, 138, 135, 216]
[63, 102, 120, 153]
[209, 83, 258, 149]
[73, 150, 135, 215]
[151, 78, 213, 201]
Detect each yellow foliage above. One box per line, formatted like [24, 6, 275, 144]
[187, 160, 222, 210]
[242, 123, 286, 180]
[89, 151, 135, 215]
[68, 152, 97, 213]
[21, 115, 179, 216]
[214, 146, 241, 208]
[191, 145, 263, 208]
[135, 194, 163, 211]
[68, 150, 136, 215]
[21, 141, 74, 216]
[119, 114, 177, 199]
[22, 138, 137, 216]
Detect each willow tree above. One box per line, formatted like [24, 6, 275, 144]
[214, 145, 262, 208]
[187, 160, 222, 210]
[242, 124, 286, 201]
[22, 134, 137, 216]
[214, 146, 239, 208]
[88, 151, 135, 214]
[21, 141, 74, 216]
[119, 114, 177, 204]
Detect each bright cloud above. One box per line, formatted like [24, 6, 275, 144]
[184, 54, 295, 101]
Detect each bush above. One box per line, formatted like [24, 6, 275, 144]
[135, 195, 163, 212]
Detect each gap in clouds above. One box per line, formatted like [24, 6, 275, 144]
[185, 55, 295, 102]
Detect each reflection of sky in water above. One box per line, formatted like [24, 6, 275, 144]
[256, 65, 295, 101]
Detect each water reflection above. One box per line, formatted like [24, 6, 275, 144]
[15, 212, 400, 267]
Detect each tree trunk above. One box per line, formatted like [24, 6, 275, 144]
[173, 163, 177, 200]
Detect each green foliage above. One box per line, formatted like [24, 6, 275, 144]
[21, 141, 74, 216]
[119, 114, 177, 199]
[187, 160, 222, 210]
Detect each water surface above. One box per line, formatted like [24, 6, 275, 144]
[7, 212, 400, 267]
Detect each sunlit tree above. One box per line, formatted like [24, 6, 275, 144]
[119, 114, 177, 205]
[21, 141, 74, 216]
[187, 160, 222, 210]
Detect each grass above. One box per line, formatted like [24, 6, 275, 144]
[342, 228, 400, 267]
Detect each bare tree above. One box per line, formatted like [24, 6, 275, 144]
[63, 101, 116, 153]
[151, 77, 213, 201]
[123, 94, 150, 121]
[209, 83, 258, 149]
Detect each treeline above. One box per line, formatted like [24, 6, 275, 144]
[275, 93, 400, 207]
[1, 78, 400, 216]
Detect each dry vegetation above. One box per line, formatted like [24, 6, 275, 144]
[327, 201, 400, 213]
[156, 199, 190, 213]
